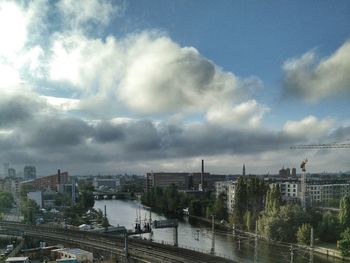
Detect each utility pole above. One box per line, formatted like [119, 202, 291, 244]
[290, 244, 294, 263]
[254, 222, 258, 263]
[210, 215, 215, 255]
[149, 208, 153, 241]
[124, 232, 128, 260]
[309, 227, 314, 263]
[174, 226, 178, 247]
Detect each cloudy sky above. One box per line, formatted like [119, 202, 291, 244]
[0, 0, 350, 176]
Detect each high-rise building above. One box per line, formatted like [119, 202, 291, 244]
[24, 166, 36, 180]
[292, 168, 297, 177]
[3, 163, 9, 177]
[8, 168, 16, 177]
[243, 164, 246, 176]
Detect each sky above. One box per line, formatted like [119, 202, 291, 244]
[0, 0, 350, 176]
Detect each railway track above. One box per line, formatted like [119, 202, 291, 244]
[0, 221, 235, 263]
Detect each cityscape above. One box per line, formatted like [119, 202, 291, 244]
[0, 0, 350, 263]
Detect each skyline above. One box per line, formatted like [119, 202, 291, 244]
[0, 0, 349, 175]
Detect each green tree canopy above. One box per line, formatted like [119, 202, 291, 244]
[338, 228, 350, 257]
[296, 223, 312, 245]
[0, 192, 14, 212]
[339, 195, 350, 229]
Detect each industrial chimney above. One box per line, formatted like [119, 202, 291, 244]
[201, 159, 204, 191]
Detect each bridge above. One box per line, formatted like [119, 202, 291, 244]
[0, 221, 235, 263]
[93, 191, 133, 200]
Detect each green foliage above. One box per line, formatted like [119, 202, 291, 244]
[296, 223, 312, 245]
[0, 192, 14, 212]
[265, 185, 282, 215]
[338, 228, 350, 256]
[101, 215, 109, 228]
[141, 184, 186, 216]
[21, 199, 40, 224]
[54, 193, 72, 207]
[188, 199, 203, 216]
[258, 204, 309, 242]
[339, 195, 350, 230]
[212, 192, 228, 220]
[317, 211, 340, 242]
[232, 177, 267, 229]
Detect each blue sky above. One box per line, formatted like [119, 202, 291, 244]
[0, 0, 349, 175]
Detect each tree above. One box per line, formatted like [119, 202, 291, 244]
[317, 211, 340, 243]
[296, 223, 312, 245]
[338, 228, 350, 256]
[189, 199, 203, 216]
[22, 199, 40, 225]
[265, 185, 282, 215]
[258, 204, 308, 242]
[212, 192, 228, 220]
[232, 177, 247, 228]
[0, 192, 14, 212]
[339, 195, 350, 229]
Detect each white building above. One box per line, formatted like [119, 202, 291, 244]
[215, 181, 236, 215]
[54, 248, 93, 263]
[5, 257, 29, 263]
[93, 178, 120, 189]
[27, 191, 43, 208]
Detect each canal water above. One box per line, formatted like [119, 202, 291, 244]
[94, 200, 344, 263]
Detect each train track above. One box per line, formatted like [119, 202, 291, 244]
[0, 221, 235, 263]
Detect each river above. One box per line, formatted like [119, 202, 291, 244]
[94, 199, 344, 263]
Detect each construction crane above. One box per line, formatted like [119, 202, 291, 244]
[290, 142, 350, 209]
[290, 143, 350, 149]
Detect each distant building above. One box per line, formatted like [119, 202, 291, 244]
[27, 191, 43, 208]
[268, 178, 299, 202]
[5, 257, 30, 263]
[8, 168, 16, 177]
[226, 182, 236, 215]
[21, 169, 69, 192]
[93, 178, 120, 189]
[145, 173, 189, 191]
[243, 164, 246, 176]
[53, 248, 93, 263]
[3, 163, 9, 177]
[24, 166, 36, 180]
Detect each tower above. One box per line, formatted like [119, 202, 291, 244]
[200, 159, 204, 191]
[243, 164, 246, 176]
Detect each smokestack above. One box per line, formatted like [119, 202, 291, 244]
[58, 169, 61, 184]
[201, 159, 204, 191]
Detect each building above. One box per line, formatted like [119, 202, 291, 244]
[292, 168, 297, 177]
[3, 163, 9, 177]
[53, 248, 93, 263]
[8, 168, 16, 177]
[27, 191, 43, 208]
[21, 169, 69, 192]
[145, 173, 189, 191]
[226, 182, 236, 215]
[5, 257, 29, 263]
[268, 178, 299, 202]
[24, 166, 36, 180]
[93, 178, 120, 189]
[306, 178, 350, 205]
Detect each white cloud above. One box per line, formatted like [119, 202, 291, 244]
[48, 31, 263, 122]
[0, 2, 27, 58]
[42, 96, 80, 111]
[206, 100, 269, 128]
[283, 40, 350, 101]
[282, 115, 334, 139]
[57, 0, 118, 30]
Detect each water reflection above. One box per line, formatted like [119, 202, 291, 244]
[94, 199, 344, 263]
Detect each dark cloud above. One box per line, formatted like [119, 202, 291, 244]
[0, 94, 45, 127]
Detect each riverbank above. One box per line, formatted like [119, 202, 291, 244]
[188, 214, 350, 261]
